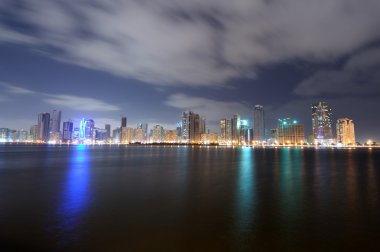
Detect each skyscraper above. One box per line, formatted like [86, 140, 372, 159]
[62, 121, 73, 143]
[121, 116, 127, 128]
[152, 125, 164, 143]
[220, 119, 227, 144]
[37, 112, 50, 142]
[253, 105, 265, 142]
[79, 118, 94, 143]
[232, 114, 241, 145]
[336, 118, 355, 146]
[311, 101, 334, 144]
[181, 111, 201, 143]
[50, 110, 61, 133]
[105, 124, 111, 141]
[29, 125, 38, 142]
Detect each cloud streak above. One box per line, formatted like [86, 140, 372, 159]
[1, 0, 379, 86]
[1, 82, 120, 112]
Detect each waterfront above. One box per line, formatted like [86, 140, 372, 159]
[0, 145, 379, 251]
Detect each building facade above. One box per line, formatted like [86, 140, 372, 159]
[253, 105, 265, 142]
[336, 118, 355, 146]
[277, 118, 305, 145]
[311, 101, 334, 145]
[37, 112, 50, 142]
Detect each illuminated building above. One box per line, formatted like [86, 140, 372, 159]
[37, 112, 50, 142]
[72, 128, 80, 142]
[29, 125, 38, 142]
[136, 123, 148, 142]
[79, 118, 95, 143]
[95, 128, 108, 143]
[267, 128, 278, 145]
[232, 114, 241, 145]
[277, 118, 305, 145]
[336, 118, 355, 146]
[112, 127, 121, 143]
[181, 111, 201, 143]
[253, 105, 265, 142]
[16, 129, 28, 142]
[239, 119, 252, 145]
[163, 129, 178, 143]
[311, 101, 334, 145]
[62, 121, 73, 143]
[152, 125, 164, 143]
[134, 128, 145, 143]
[0, 128, 10, 142]
[121, 127, 133, 144]
[220, 119, 227, 144]
[201, 132, 218, 144]
[176, 122, 182, 138]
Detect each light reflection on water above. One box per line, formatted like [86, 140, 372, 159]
[236, 147, 254, 233]
[58, 144, 90, 242]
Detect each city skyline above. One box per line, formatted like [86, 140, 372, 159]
[1, 1, 380, 142]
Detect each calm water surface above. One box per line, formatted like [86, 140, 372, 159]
[0, 144, 379, 251]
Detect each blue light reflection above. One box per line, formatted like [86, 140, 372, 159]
[236, 147, 255, 232]
[58, 144, 90, 237]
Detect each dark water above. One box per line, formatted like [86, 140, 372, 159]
[0, 144, 380, 251]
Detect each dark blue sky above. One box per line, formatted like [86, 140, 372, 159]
[1, 0, 380, 142]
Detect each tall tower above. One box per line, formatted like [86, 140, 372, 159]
[253, 105, 265, 142]
[37, 112, 50, 142]
[181, 111, 201, 143]
[311, 101, 334, 144]
[231, 114, 241, 145]
[105, 124, 111, 140]
[121, 116, 127, 128]
[336, 118, 355, 146]
[50, 110, 61, 133]
[62, 121, 74, 143]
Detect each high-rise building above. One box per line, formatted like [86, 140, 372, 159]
[253, 105, 265, 142]
[0, 128, 10, 142]
[79, 118, 95, 143]
[37, 112, 50, 142]
[220, 119, 227, 144]
[29, 125, 38, 142]
[232, 114, 241, 145]
[239, 119, 251, 145]
[62, 121, 73, 143]
[181, 111, 201, 143]
[152, 125, 164, 143]
[121, 116, 127, 128]
[311, 101, 334, 144]
[105, 124, 111, 141]
[137, 123, 148, 141]
[277, 118, 305, 145]
[336, 118, 355, 146]
[163, 129, 178, 143]
[121, 127, 134, 143]
[50, 110, 61, 133]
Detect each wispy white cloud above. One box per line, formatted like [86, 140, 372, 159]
[44, 95, 120, 112]
[0, 82, 36, 94]
[1, 82, 120, 112]
[1, 0, 379, 86]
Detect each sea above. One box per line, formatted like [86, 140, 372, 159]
[0, 144, 379, 251]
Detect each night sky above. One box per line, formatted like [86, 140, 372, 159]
[1, 0, 380, 142]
